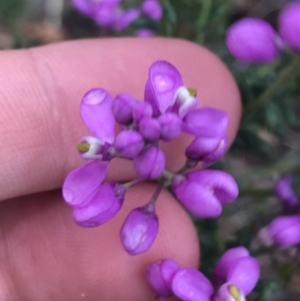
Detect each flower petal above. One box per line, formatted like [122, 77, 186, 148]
[80, 88, 115, 143]
[62, 160, 109, 207]
[187, 170, 239, 204]
[227, 257, 260, 295]
[212, 247, 250, 289]
[183, 107, 229, 137]
[145, 61, 183, 116]
[172, 180, 222, 218]
[172, 268, 214, 301]
[72, 183, 124, 227]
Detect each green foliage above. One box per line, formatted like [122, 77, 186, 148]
[0, 0, 26, 27]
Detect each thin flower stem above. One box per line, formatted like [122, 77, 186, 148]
[242, 56, 300, 124]
[123, 178, 144, 190]
[162, 170, 175, 181]
[176, 163, 189, 174]
[149, 185, 164, 204]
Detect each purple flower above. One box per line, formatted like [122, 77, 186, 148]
[144, 61, 200, 118]
[172, 170, 239, 218]
[93, 3, 116, 28]
[226, 256, 260, 296]
[112, 93, 139, 125]
[274, 175, 298, 210]
[183, 107, 229, 165]
[213, 247, 260, 296]
[139, 117, 161, 141]
[114, 130, 144, 159]
[258, 216, 300, 247]
[278, 1, 300, 53]
[185, 136, 228, 166]
[144, 60, 184, 116]
[63, 89, 115, 208]
[63, 160, 110, 208]
[171, 268, 214, 301]
[213, 247, 250, 289]
[158, 112, 182, 141]
[212, 283, 246, 301]
[141, 0, 163, 21]
[120, 203, 159, 255]
[132, 101, 153, 123]
[114, 8, 141, 31]
[147, 259, 180, 297]
[135, 29, 155, 37]
[72, 182, 125, 227]
[72, 0, 121, 28]
[182, 107, 229, 138]
[134, 146, 166, 179]
[226, 18, 279, 63]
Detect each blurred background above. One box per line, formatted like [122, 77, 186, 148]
[1, 1, 300, 300]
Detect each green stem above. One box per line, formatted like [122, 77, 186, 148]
[123, 178, 143, 190]
[196, 0, 213, 44]
[161, 170, 175, 181]
[242, 56, 300, 124]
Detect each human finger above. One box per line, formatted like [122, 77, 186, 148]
[0, 183, 199, 300]
[0, 38, 240, 201]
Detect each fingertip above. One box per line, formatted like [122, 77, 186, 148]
[0, 38, 241, 200]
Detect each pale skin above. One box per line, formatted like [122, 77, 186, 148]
[0, 38, 241, 300]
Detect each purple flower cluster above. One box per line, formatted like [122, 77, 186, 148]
[72, 0, 162, 33]
[257, 175, 300, 247]
[226, 1, 300, 63]
[62, 60, 239, 255]
[147, 247, 260, 301]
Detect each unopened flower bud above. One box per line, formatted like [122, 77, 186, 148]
[142, 0, 163, 21]
[77, 136, 112, 160]
[183, 108, 229, 138]
[257, 216, 300, 247]
[112, 94, 138, 125]
[133, 102, 153, 123]
[172, 268, 214, 301]
[278, 2, 300, 53]
[134, 146, 165, 179]
[274, 175, 298, 210]
[147, 259, 180, 297]
[72, 182, 125, 227]
[114, 130, 144, 159]
[172, 170, 238, 218]
[213, 283, 246, 301]
[158, 112, 182, 141]
[226, 18, 279, 63]
[120, 203, 159, 255]
[139, 117, 161, 141]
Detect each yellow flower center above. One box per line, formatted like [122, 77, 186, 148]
[228, 285, 241, 301]
[77, 143, 90, 153]
[187, 87, 197, 97]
